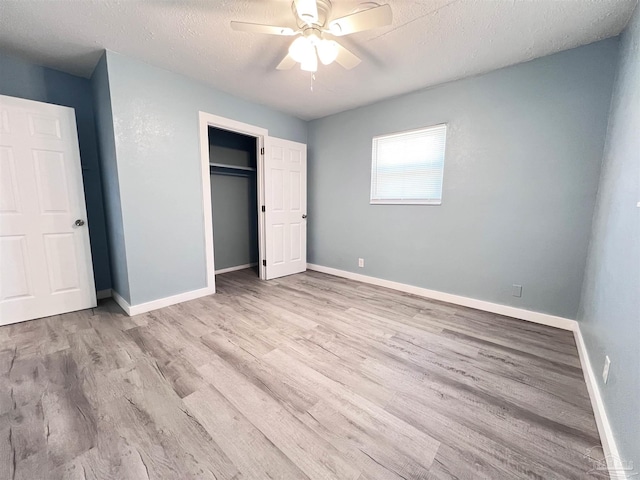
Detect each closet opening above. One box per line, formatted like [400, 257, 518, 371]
[208, 126, 260, 279]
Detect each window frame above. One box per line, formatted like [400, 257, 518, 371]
[370, 123, 447, 206]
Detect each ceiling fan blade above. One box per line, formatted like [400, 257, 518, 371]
[328, 4, 392, 36]
[231, 21, 297, 36]
[276, 54, 297, 70]
[335, 43, 361, 70]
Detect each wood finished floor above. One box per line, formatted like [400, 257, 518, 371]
[0, 269, 605, 480]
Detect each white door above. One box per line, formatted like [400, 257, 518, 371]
[263, 137, 307, 280]
[0, 95, 96, 326]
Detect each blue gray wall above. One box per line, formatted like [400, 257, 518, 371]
[209, 128, 259, 271]
[578, 4, 640, 469]
[307, 39, 619, 319]
[0, 53, 112, 292]
[103, 50, 306, 305]
[90, 54, 130, 302]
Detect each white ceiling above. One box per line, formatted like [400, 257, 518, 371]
[0, 0, 636, 120]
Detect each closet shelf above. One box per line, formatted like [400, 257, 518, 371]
[209, 162, 256, 172]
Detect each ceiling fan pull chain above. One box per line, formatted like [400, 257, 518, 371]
[310, 73, 316, 92]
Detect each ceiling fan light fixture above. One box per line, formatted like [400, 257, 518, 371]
[232, 2, 392, 73]
[317, 39, 339, 65]
[307, 31, 321, 45]
[300, 50, 318, 72]
[294, 0, 319, 25]
[289, 36, 313, 63]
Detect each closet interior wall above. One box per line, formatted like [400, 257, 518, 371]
[208, 127, 259, 275]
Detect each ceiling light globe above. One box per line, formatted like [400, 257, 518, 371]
[317, 39, 339, 65]
[289, 36, 312, 63]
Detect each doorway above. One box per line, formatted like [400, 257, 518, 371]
[198, 113, 267, 290]
[198, 112, 308, 292]
[208, 127, 259, 278]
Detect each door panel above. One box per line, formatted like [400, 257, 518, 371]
[28, 113, 62, 138]
[290, 223, 301, 261]
[0, 147, 20, 213]
[0, 235, 32, 301]
[264, 137, 307, 280]
[0, 95, 96, 325]
[273, 224, 285, 265]
[43, 233, 81, 293]
[34, 150, 71, 213]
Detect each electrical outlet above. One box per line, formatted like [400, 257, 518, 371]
[602, 356, 611, 384]
[512, 284, 523, 297]
[358, 258, 364, 268]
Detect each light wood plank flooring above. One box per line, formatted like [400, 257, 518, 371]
[0, 269, 605, 479]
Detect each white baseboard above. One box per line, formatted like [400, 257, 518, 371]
[111, 290, 131, 315]
[215, 263, 257, 275]
[306, 263, 577, 331]
[574, 328, 629, 479]
[111, 285, 216, 316]
[96, 289, 112, 300]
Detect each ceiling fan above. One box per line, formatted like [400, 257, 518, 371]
[230, 0, 392, 72]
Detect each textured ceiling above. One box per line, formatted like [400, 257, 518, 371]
[0, 0, 636, 120]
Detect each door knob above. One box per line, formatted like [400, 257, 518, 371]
[75, 219, 85, 227]
[302, 214, 307, 219]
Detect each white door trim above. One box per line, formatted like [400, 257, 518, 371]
[198, 112, 268, 286]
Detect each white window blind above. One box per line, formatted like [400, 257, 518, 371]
[370, 124, 447, 205]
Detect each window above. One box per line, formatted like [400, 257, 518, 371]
[370, 124, 447, 205]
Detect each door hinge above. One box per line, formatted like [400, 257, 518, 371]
[262, 260, 266, 266]
[261, 205, 265, 212]
[260, 147, 265, 155]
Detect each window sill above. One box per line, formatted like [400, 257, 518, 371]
[370, 199, 442, 205]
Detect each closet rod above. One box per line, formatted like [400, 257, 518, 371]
[210, 167, 255, 178]
[209, 162, 256, 172]
[211, 170, 254, 178]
